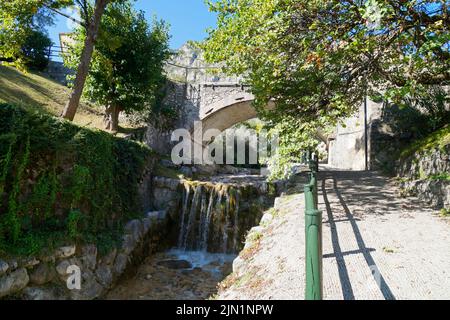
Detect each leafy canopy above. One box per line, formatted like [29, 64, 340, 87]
[0, 0, 71, 65]
[202, 0, 450, 177]
[64, 1, 171, 117]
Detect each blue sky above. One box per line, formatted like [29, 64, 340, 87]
[47, 0, 217, 54]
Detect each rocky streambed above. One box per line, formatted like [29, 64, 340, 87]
[107, 250, 234, 300]
[107, 171, 282, 300]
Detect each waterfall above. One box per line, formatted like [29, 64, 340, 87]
[177, 181, 241, 254]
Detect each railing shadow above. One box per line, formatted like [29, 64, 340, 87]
[321, 178, 356, 300]
[323, 172, 396, 300]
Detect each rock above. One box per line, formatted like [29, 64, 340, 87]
[232, 256, 245, 277]
[142, 217, 153, 234]
[157, 259, 192, 270]
[124, 219, 144, 242]
[0, 260, 9, 276]
[147, 211, 167, 222]
[55, 258, 81, 281]
[180, 166, 193, 178]
[39, 253, 55, 264]
[80, 245, 97, 270]
[0, 268, 29, 298]
[153, 177, 180, 191]
[249, 226, 265, 235]
[113, 253, 129, 275]
[95, 265, 113, 289]
[8, 259, 18, 271]
[71, 272, 104, 300]
[274, 197, 283, 210]
[29, 263, 55, 285]
[121, 234, 136, 256]
[160, 159, 179, 169]
[100, 248, 117, 266]
[20, 257, 40, 269]
[55, 245, 76, 259]
[22, 287, 60, 300]
[195, 164, 218, 176]
[260, 213, 273, 225]
[56, 260, 71, 277]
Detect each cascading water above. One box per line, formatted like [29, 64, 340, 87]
[177, 181, 241, 254]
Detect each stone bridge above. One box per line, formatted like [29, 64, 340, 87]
[145, 44, 385, 171]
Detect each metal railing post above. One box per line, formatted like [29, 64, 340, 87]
[305, 158, 323, 300]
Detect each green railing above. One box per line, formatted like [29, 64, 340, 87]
[304, 157, 323, 300]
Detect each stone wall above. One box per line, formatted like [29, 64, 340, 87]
[0, 211, 170, 300]
[397, 145, 450, 209]
[0, 157, 180, 300]
[328, 99, 383, 170]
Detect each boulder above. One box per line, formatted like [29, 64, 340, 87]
[80, 245, 97, 270]
[55, 245, 76, 259]
[95, 265, 113, 289]
[113, 253, 129, 275]
[0, 268, 29, 298]
[20, 257, 40, 269]
[29, 263, 55, 285]
[70, 271, 104, 300]
[0, 260, 9, 276]
[124, 219, 144, 242]
[22, 287, 61, 300]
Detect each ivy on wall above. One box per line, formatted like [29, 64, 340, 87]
[0, 104, 155, 256]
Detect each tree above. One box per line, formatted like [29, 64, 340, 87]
[0, 0, 62, 66]
[64, 1, 171, 131]
[22, 29, 53, 70]
[0, 0, 117, 121]
[202, 0, 450, 178]
[61, 0, 112, 121]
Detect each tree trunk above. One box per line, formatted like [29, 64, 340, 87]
[104, 104, 120, 132]
[61, 0, 110, 121]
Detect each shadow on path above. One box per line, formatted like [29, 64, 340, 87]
[321, 178, 355, 300]
[321, 172, 396, 300]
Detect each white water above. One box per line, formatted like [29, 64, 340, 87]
[177, 182, 240, 253]
[166, 249, 235, 275]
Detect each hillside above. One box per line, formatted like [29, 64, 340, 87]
[0, 65, 106, 130]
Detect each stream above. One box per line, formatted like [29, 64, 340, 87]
[107, 172, 279, 300]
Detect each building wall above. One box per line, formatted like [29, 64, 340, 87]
[328, 99, 383, 170]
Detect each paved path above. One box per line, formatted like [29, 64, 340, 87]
[218, 170, 450, 300]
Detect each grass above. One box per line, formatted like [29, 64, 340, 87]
[428, 172, 450, 182]
[0, 65, 134, 134]
[399, 125, 450, 159]
[440, 208, 450, 217]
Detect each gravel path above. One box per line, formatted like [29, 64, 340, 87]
[218, 169, 450, 300]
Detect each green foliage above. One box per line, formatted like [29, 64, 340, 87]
[22, 29, 52, 71]
[400, 125, 450, 159]
[0, 103, 154, 256]
[0, 0, 69, 67]
[440, 208, 450, 217]
[202, 0, 450, 179]
[428, 172, 450, 182]
[64, 1, 171, 127]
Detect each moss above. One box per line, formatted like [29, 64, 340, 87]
[154, 164, 183, 180]
[399, 125, 450, 159]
